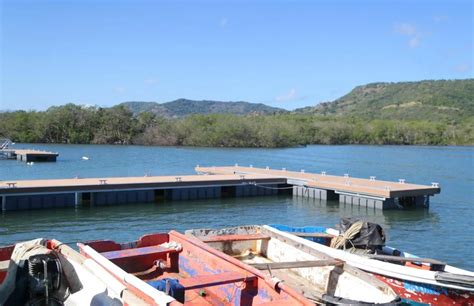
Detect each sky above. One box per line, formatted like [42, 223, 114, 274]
[0, 0, 472, 111]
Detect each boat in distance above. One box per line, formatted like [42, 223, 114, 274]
[0, 238, 142, 305]
[268, 221, 474, 305]
[78, 230, 315, 305]
[186, 225, 401, 305]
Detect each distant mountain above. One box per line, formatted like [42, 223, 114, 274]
[295, 79, 474, 121]
[120, 99, 287, 117]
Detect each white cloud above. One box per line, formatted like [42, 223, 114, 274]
[275, 89, 297, 102]
[394, 22, 421, 48]
[220, 17, 228, 28]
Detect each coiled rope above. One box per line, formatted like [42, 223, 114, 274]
[330, 221, 364, 250]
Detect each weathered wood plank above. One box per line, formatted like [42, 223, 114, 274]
[364, 254, 445, 265]
[284, 232, 335, 239]
[179, 271, 256, 290]
[250, 259, 343, 270]
[0, 260, 9, 272]
[101, 245, 178, 261]
[201, 233, 271, 243]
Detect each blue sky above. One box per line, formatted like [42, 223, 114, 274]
[1, 0, 472, 110]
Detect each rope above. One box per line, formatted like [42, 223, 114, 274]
[330, 221, 364, 250]
[251, 183, 294, 190]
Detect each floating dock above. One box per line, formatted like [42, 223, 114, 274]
[196, 166, 440, 209]
[0, 173, 286, 211]
[0, 138, 58, 162]
[1, 149, 59, 162]
[0, 165, 440, 211]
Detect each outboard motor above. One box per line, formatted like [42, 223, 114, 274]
[26, 253, 63, 306]
[339, 218, 386, 253]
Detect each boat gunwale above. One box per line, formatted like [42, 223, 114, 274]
[259, 225, 402, 294]
[187, 225, 401, 304]
[264, 225, 474, 292]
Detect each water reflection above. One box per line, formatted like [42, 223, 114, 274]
[291, 196, 438, 224]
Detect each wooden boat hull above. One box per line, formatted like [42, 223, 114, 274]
[187, 225, 401, 305]
[269, 224, 474, 305]
[78, 230, 313, 305]
[375, 274, 474, 305]
[0, 239, 134, 305]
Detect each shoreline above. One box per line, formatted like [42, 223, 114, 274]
[5, 142, 474, 149]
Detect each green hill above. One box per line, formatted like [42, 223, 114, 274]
[1, 79, 473, 146]
[120, 99, 286, 117]
[296, 79, 474, 121]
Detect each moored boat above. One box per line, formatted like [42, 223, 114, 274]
[186, 225, 401, 305]
[269, 221, 474, 305]
[0, 238, 139, 305]
[78, 230, 314, 305]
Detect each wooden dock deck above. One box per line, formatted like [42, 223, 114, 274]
[0, 173, 286, 211]
[0, 165, 440, 211]
[1, 148, 59, 162]
[195, 166, 440, 199]
[196, 166, 440, 209]
[0, 173, 283, 192]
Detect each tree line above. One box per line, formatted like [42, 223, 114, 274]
[0, 104, 472, 147]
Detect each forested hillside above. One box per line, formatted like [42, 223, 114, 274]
[1, 104, 472, 146]
[120, 99, 286, 117]
[1, 79, 473, 147]
[296, 79, 474, 121]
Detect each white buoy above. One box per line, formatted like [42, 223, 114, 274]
[27, 162, 34, 166]
[82, 156, 89, 160]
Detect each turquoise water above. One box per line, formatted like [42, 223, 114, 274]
[1, 144, 473, 270]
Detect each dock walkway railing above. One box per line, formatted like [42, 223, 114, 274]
[0, 138, 12, 159]
[0, 138, 12, 151]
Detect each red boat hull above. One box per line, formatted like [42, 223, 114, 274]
[375, 274, 474, 305]
[79, 231, 313, 306]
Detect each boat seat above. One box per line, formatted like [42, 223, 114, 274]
[179, 271, 257, 290]
[201, 233, 270, 243]
[250, 259, 343, 270]
[101, 245, 179, 261]
[0, 260, 9, 272]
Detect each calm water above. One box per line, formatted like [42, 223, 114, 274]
[1, 144, 473, 270]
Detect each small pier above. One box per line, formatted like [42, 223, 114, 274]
[196, 166, 440, 209]
[0, 173, 286, 211]
[0, 165, 440, 212]
[1, 149, 59, 162]
[0, 139, 58, 162]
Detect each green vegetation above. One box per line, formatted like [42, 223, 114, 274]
[1, 79, 473, 147]
[1, 104, 473, 146]
[297, 79, 474, 121]
[120, 99, 286, 118]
